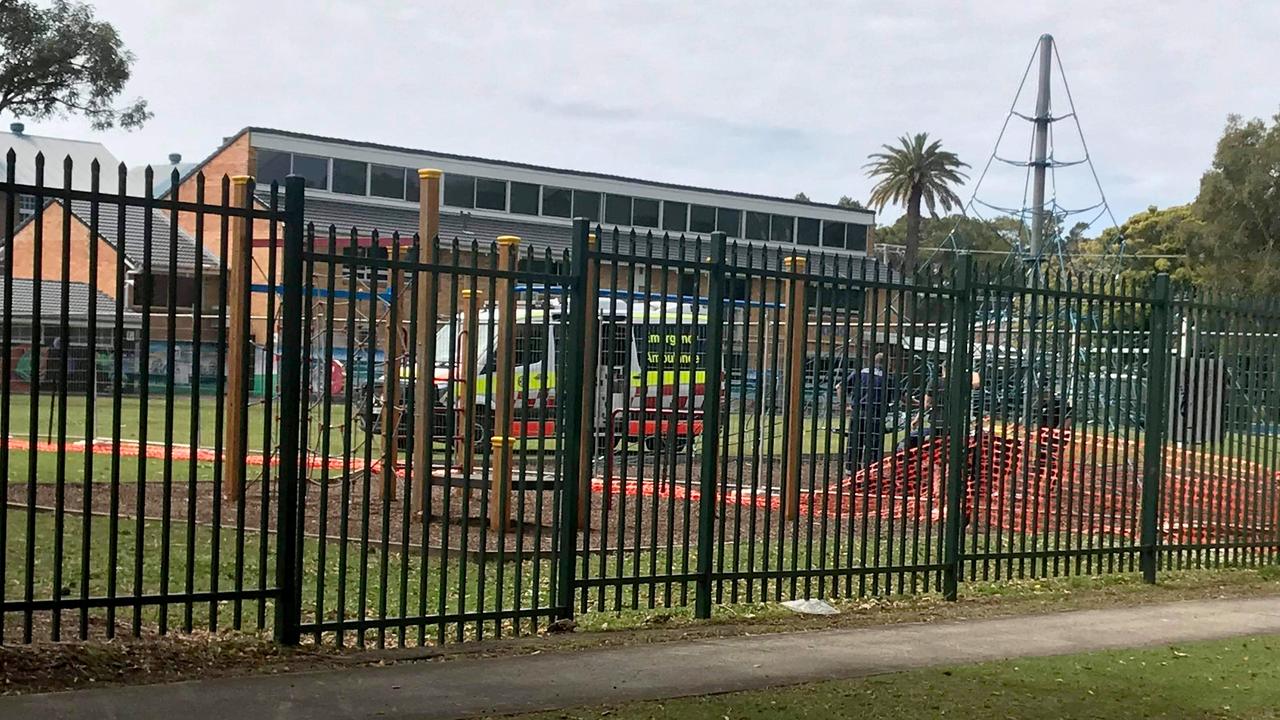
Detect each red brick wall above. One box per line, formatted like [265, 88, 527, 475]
[9, 201, 122, 300]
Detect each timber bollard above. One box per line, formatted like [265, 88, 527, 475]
[783, 256, 807, 521]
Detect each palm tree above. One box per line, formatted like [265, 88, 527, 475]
[865, 133, 969, 273]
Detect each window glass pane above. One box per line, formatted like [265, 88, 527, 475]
[689, 204, 715, 233]
[292, 154, 328, 190]
[633, 198, 659, 227]
[405, 169, 420, 203]
[716, 208, 741, 236]
[476, 177, 506, 210]
[514, 324, 547, 366]
[444, 173, 476, 208]
[604, 194, 632, 225]
[542, 186, 571, 217]
[255, 150, 291, 188]
[510, 181, 539, 215]
[679, 271, 700, 297]
[332, 158, 367, 195]
[745, 211, 769, 241]
[370, 164, 405, 199]
[662, 201, 688, 232]
[822, 221, 846, 248]
[572, 190, 601, 221]
[770, 214, 795, 243]
[844, 223, 868, 251]
[797, 217, 820, 246]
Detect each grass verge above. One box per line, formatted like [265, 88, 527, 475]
[513, 633, 1280, 719]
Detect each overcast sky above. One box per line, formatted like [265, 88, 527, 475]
[14, 1, 1280, 229]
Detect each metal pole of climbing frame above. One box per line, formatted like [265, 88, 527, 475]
[1029, 33, 1053, 260]
[382, 239, 402, 499]
[459, 288, 480, 479]
[576, 233, 599, 528]
[489, 236, 520, 531]
[783, 256, 807, 521]
[223, 174, 253, 501]
[412, 169, 442, 519]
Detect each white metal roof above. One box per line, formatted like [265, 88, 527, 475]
[0, 129, 121, 189]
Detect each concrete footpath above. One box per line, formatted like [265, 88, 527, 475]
[6, 596, 1280, 720]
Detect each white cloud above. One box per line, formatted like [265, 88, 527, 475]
[13, 0, 1280, 230]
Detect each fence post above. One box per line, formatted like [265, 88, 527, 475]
[412, 169, 442, 519]
[1140, 273, 1173, 583]
[555, 218, 591, 618]
[695, 232, 728, 619]
[274, 175, 306, 645]
[943, 255, 975, 602]
[782, 256, 807, 521]
[576, 233, 600, 528]
[490, 235, 521, 531]
[223, 175, 253, 501]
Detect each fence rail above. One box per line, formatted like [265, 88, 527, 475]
[3, 159, 1280, 647]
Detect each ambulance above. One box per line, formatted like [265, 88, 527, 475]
[372, 292, 712, 451]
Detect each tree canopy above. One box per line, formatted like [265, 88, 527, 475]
[1190, 113, 1280, 296]
[0, 0, 149, 130]
[1072, 205, 1203, 289]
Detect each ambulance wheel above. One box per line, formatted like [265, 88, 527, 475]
[642, 435, 687, 454]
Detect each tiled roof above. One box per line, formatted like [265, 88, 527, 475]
[0, 278, 127, 320]
[67, 200, 215, 271]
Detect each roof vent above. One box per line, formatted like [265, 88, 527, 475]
[167, 152, 181, 165]
[9, 122, 23, 135]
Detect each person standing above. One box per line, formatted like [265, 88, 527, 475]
[844, 352, 895, 471]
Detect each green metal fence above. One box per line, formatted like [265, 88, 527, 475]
[4, 159, 1280, 648]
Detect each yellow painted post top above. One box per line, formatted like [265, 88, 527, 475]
[418, 168, 443, 179]
[783, 256, 808, 271]
[230, 175, 253, 185]
[496, 235, 521, 246]
[490, 436, 515, 448]
[461, 288, 478, 298]
[587, 232, 597, 247]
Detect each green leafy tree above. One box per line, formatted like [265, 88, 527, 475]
[1191, 113, 1280, 295]
[1072, 205, 1201, 289]
[0, 0, 149, 130]
[865, 133, 969, 271]
[837, 195, 868, 211]
[793, 192, 811, 203]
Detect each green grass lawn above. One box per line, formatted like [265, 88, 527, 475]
[517, 634, 1280, 719]
[2, 392, 358, 454]
[2, 507, 557, 645]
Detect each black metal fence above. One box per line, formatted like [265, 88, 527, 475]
[4, 159, 1280, 647]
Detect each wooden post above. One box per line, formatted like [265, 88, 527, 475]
[489, 235, 520, 530]
[223, 175, 253, 501]
[576, 233, 599, 527]
[458, 288, 480, 478]
[381, 239, 402, 499]
[412, 169, 442, 519]
[783, 256, 807, 520]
